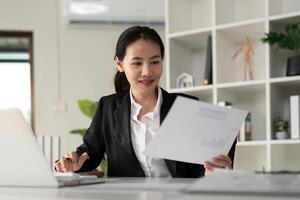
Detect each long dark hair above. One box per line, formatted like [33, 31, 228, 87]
[114, 26, 165, 94]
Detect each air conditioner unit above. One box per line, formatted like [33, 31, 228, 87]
[63, 0, 165, 26]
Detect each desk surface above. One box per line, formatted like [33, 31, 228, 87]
[0, 178, 298, 200]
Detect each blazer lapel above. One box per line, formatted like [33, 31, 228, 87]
[160, 88, 176, 124]
[160, 88, 178, 177]
[113, 91, 131, 146]
[113, 90, 145, 176]
[113, 88, 178, 177]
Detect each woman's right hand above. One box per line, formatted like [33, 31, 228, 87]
[55, 151, 89, 172]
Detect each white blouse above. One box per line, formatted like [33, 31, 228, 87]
[129, 88, 171, 177]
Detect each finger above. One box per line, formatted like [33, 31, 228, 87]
[218, 155, 232, 168]
[55, 161, 62, 172]
[204, 162, 214, 176]
[204, 161, 216, 170]
[76, 153, 89, 168]
[80, 152, 89, 161]
[60, 157, 71, 172]
[204, 161, 214, 171]
[62, 152, 75, 169]
[64, 158, 73, 172]
[67, 151, 79, 163]
[84, 152, 90, 159]
[205, 161, 223, 169]
[218, 155, 232, 164]
[212, 157, 231, 168]
[216, 155, 232, 166]
[59, 157, 66, 171]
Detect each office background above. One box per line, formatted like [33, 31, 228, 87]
[1, 0, 300, 172]
[0, 0, 165, 156]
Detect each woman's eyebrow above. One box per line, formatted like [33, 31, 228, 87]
[149, 55, 161, 59]
[131, 57, 143, 60]
[130, 55, 161, 60]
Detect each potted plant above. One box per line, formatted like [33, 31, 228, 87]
[261, 22, 300, 76]
[273, 117, 289, 140]
[70, 99, 108, 176]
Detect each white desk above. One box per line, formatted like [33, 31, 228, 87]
[0, 178, 298, 200]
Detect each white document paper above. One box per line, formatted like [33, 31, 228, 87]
[144, 96, 248, 164]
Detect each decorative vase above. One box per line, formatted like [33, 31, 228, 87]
[275, 131, 288, 140]
[287, 55, 300, 76]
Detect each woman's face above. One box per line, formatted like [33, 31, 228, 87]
[115, 38, 163, 95]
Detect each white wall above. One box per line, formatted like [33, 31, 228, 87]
[0, 0, 165, 155]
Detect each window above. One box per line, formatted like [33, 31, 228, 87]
[0, 32, 34, 128]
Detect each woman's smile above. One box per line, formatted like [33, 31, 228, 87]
[138, 79, 155, 86]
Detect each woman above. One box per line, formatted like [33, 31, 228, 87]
[55, 26, 235, 177]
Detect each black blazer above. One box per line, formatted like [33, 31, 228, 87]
[76, 88, 237, 178]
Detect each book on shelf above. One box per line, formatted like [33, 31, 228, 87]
[239, 113, 252, 142]
[290, 95, 300, 139]
[203, 34, 212, 85]
[239, 121, 246, 141]
[244, 113, 252, 141]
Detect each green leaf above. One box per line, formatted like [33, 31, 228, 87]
[78, 99, 98, 119]
[99, 154, 108, 177]
[70, 98, 106, 175]
[273, 117, 289, 132]
[261, 22, 300, 53]
[261, 32, 284, 45]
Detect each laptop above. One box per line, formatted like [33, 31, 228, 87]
[0, 108, 106, 187]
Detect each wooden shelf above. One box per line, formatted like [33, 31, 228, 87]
[168, 30, 212, 89]
[271, 143, 300, 171]
[216, 18, 266, 30]
[234, 144, 267, 171]
[237, 140, 267, 146]
[269, 0, 300, 17]
[269, 15, 300, 78]
[168, 0, 212, 33]
[169, 85, 213, 93]
[216, 21, 266, 83]
[269, 11, 300, 21]
[218, 85, 266, 141]
[165, 0, 300, 172]
[169, 31, 211, 50]
[270, 75, 300, 84]
[169, 27, 212, 39]
[215, 0, 265, 25]
[169, 85, 213, 103]
[217, 80, 265, 90]
[270, 139, 300, 145]
[270, 83, 300, 139]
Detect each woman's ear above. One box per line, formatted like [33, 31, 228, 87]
[114, 57, 124, 72]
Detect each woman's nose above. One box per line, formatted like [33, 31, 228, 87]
[141, 64, 151, 76]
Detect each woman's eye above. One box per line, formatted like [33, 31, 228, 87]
[132, 62, 142, 66]
[151, 60, 160, 65]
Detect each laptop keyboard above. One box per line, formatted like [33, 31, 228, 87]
[54, 172, 98, 179]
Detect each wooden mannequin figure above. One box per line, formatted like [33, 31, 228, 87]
[232, 37, 255, 81]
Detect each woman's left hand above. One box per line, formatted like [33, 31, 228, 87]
[204, 154, 232, 176]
